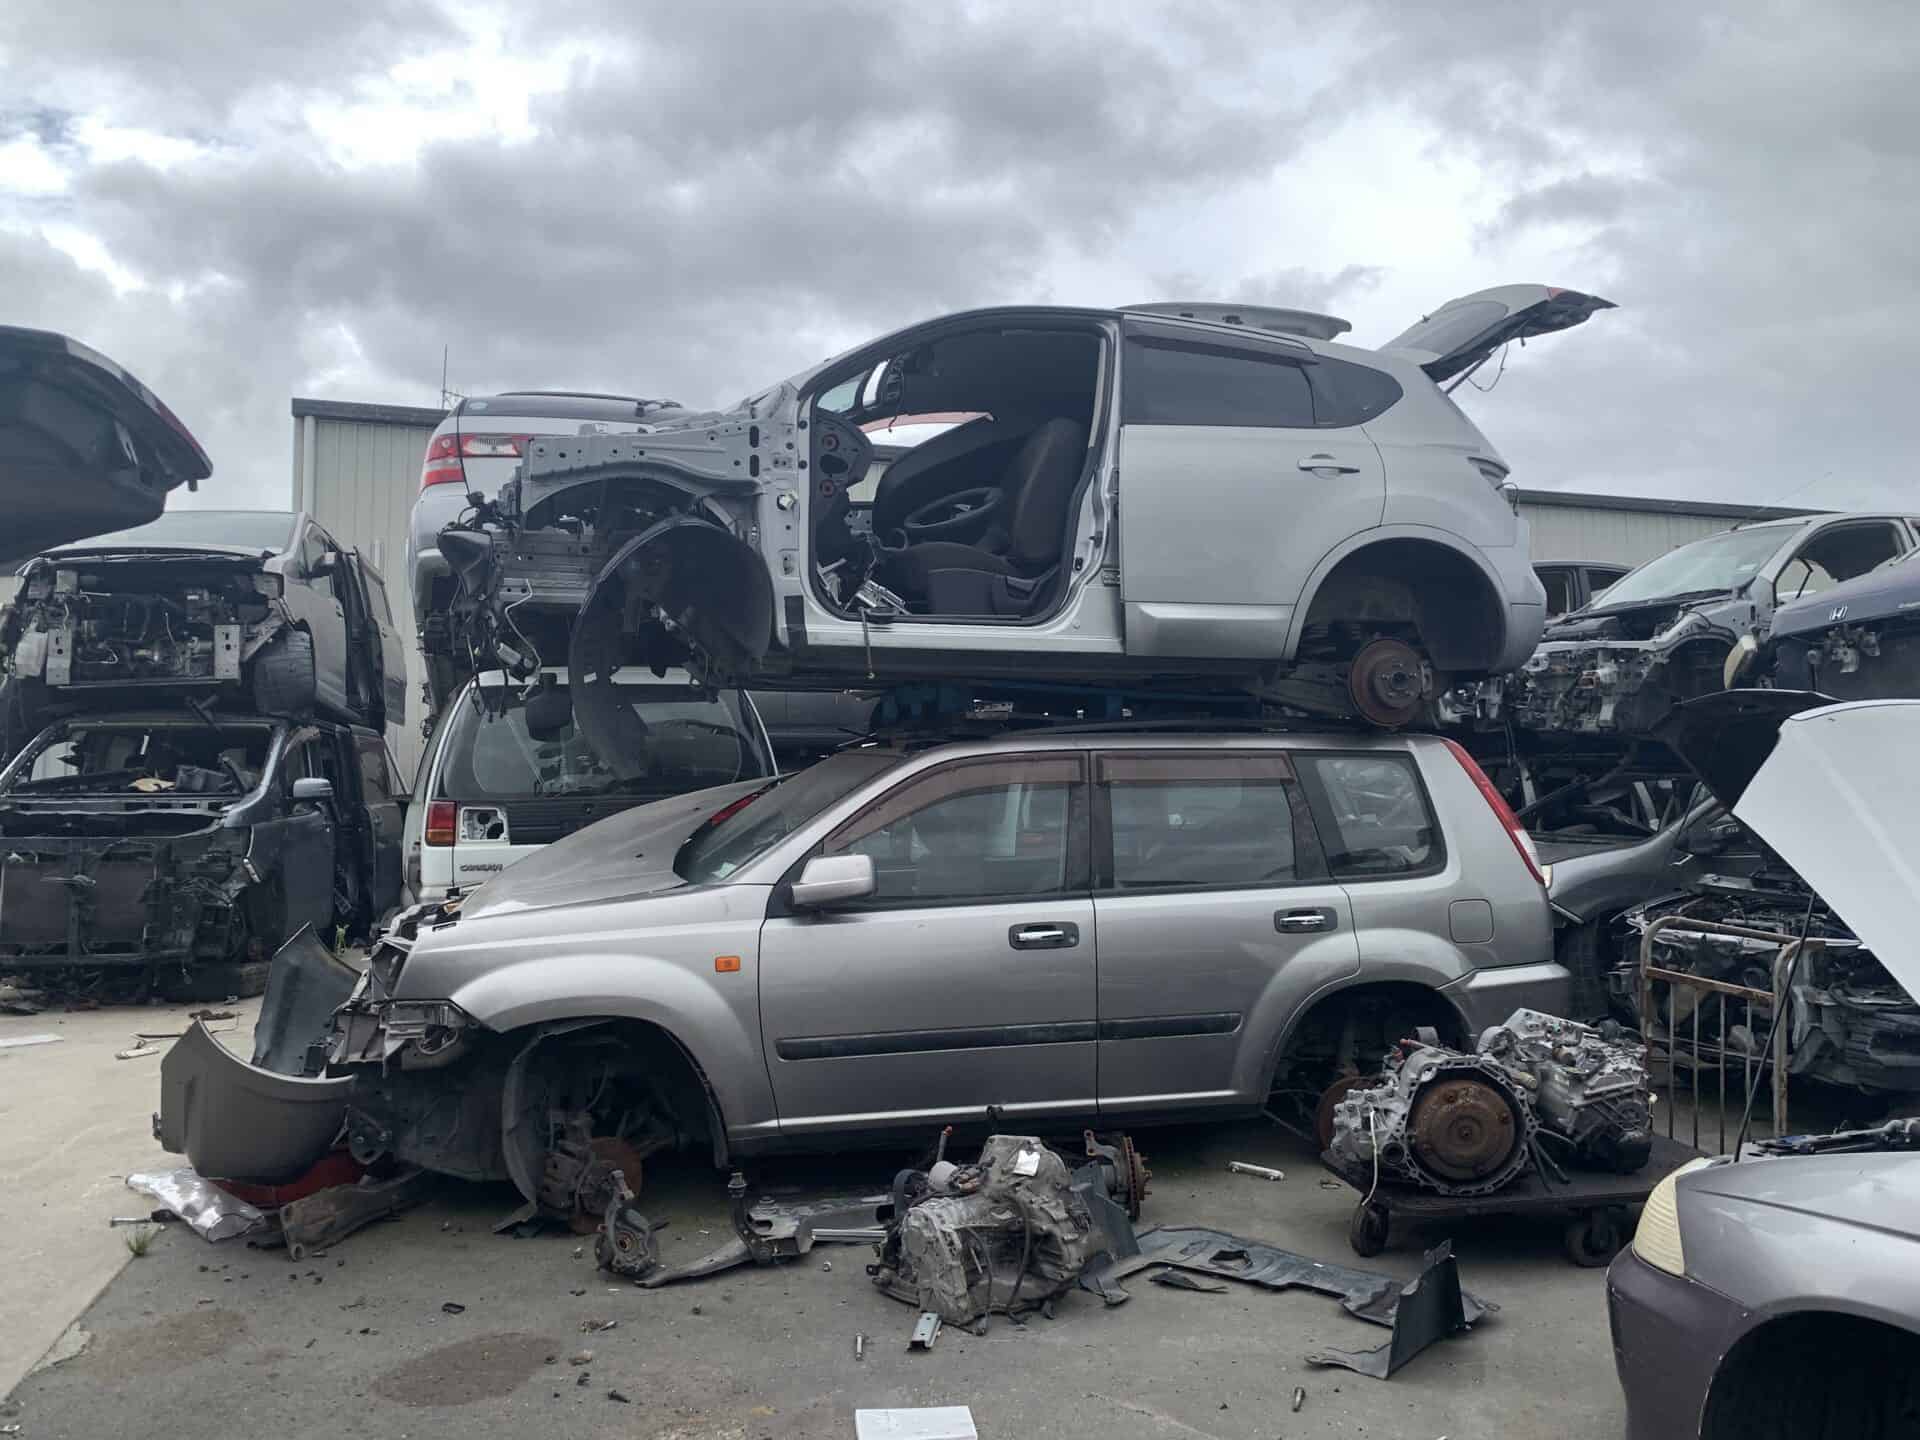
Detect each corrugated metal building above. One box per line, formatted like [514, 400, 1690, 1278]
[290, 398, 445, 776]
[279, 396, 1822, 773]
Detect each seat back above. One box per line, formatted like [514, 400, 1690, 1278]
[1001, 417, 1090, 569]
[869, 413, 1033, 543]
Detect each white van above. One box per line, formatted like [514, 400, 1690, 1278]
[405, 668, 774, 901]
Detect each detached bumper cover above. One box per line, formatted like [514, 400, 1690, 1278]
[154, 1019, 351, 1182]
[1606, 1246, 1748, 1440]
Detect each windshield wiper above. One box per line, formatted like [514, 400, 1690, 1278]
[1577, 586, 1737, 617]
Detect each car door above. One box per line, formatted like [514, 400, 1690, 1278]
[1090, 750, 1358, 1117]
[757, 752, 1095, 1135]
[1116, 318, 1387, 659]
[274, 733, 337, 937]
[285, 520, 351, 718]
[354, 732, 404, 915]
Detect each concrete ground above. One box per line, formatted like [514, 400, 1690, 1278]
[0, 995, 263, 1400]
[4, 1046, 1641, 1440]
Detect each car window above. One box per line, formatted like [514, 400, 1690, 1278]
[1124, 336, 1316, 428]
[1301, 754, 1438, 877]
[1595, 525, 1797, 608]
[676, 750, 903, 884]
[361, 568, 395, 626]
[1537, 567, 1574, 616]
[1777, 522, 1905, 601]
[355, 736, 393, 804]
[1100, 753, 1302, 889]
[824, 756, 1083, 903]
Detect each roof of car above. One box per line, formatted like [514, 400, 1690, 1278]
[850, 724, 1430, 761]
[455, 392, 683, 423]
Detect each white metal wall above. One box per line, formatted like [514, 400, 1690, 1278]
[1517, 500, 1736, 568]
[290, 413, 437, 780]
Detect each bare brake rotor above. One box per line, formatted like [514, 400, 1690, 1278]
[1348, 636, 1432, 728]
[1408, 1077, 1523, 1183]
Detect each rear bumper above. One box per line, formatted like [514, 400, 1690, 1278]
[1441, 960, 1573, 1034]
[1606, 1247, 1748, 1440]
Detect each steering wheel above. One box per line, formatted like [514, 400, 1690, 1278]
[901, 486, 1005, 544]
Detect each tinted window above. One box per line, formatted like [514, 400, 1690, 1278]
[826, 756, 1082, 902]
[1303, 754, 1438, 877]
[1101, 753, 1300, 889]
[1537, 567, 1574, 616]
[1124, 335, 1400, 429]
[356, 736, 393, 803]
[361, 569, 395, 626]
[1125, 337, 1316, 427]
[439, 681, 771, 803]
[1776, 523, 1905, 601]
[676, 750, 902, 884]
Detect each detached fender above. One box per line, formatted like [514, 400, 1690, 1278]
[445, 951, 775, 1146]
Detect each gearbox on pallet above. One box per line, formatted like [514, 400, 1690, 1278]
[1328, 1009, 1652, 1198]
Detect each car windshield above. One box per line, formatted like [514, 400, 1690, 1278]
[3, 722, 275, 796]
[675, 749, 903, 885]
[1590, 525, 1796, 609]
[439, 680, 772, 802]
[54, 509, 298, 555]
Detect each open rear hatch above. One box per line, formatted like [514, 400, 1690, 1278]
[1382, 285, 1615, 383]
[0, 326, 211, 565]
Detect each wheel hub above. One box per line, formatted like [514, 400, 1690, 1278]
[1348, 637, 1431, 728]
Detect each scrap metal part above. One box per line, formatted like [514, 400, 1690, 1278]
[1477, 1008, 1652, 1173]
[1304, 1242, 1480, 1379]
[280, 1167, 437, 1261]
[593, 1168, 659, 1279]
[250, 925, 360, 1077]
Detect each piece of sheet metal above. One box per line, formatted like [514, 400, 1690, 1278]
[155, 1020, 351, 1182]
[252, 925, 361, 1076]
[1305, 1242, 1478, 1378]
[125, 1167, 266, 1242]
[279, 1167, 437, 1260]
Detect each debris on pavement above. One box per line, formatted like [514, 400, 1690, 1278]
[854, 1405, 978, 1440]
[1226, 1160, 1285, 1181]
[0, 1032, 62, 1050]
[126, 1167, 266, 1242]
[1306, 1243, 1482, 1379]
[908, 1312, 942, 1350]
[1292, 1385, 1307, 1411]
[278, 1167, 437, 1261]
[854, 1332, 866, 1360]
[440, 1302, 465, 1315]
[116, 1039, 163, 1060]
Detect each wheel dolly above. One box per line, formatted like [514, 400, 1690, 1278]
[1319, 1132, 1706, 1267]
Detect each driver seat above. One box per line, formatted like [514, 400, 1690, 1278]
[889, 416, 1089, 615]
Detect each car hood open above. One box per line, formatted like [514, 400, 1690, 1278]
[453, 775, 770, 920]
[0, 326, 211, 566]
[1661, 693, 1920, 999]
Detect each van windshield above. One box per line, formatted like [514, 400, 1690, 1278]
[437, 681, 771, 802]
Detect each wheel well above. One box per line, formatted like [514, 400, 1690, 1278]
[1301, 539, 1506, 672]
[1703, 1311, 1920, 1440]
[1274, 981, 1466, 1092]
[512, 1017, 728, 1169]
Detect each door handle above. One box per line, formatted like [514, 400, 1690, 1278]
[1276, 908, 1336, 934]
[1010, 922, 1079, 950]
[1298, 455, 1361, 474]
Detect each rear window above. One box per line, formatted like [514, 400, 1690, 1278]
[438, 681, 771, 803]
[1301, 753, 1439, 877]
[1100, 752, 1307, 889]
[1123, 334, 1401, 429]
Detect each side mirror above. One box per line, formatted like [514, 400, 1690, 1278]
[790, 853, 875, 909]
[292, 777, 334, 804]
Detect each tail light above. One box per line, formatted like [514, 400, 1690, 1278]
[424, 799, 457, 846]
[419, 433, 534, 490]
[702, 789, 764, 829]
[1440, 738, 1545, 886]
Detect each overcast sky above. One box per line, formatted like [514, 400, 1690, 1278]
[2, 1, 1913, 513]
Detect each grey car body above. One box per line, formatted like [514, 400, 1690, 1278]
[0, 710, 404, 992]
[436, 286, 1610, 747]
[3, 510, 409, 760]
[0, 325, 210, 569]
[1766, 542, 1920, 702]
[1607, 695, 1920, 1438]
[186, 724, 1569, 1207]
[1501, 512, 1918, 739]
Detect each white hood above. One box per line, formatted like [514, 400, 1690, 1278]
[1733, 699, 1920, 998]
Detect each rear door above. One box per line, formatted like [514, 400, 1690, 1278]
[1117, 319, 1389, 659]
[757, 753, 1096, 1133]
[285, 520, 351, 718]
[274, 732, 338, 937]
[1090, 750, 1358, 1117]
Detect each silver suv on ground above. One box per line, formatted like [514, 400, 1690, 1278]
[221, 725, 1565, 1207]
[439, 285, 1611, 737]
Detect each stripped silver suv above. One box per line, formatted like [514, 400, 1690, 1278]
[438, 286, 1610, 744]
[159, 726, 1564, 1208]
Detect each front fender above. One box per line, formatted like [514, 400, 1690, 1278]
[447, 951, 775, 1144]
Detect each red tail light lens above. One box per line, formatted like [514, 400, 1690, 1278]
[420, 434, 465, 490]
[424, 799, 457, 847]
[1440, 738, 1545, 886]
[460, 433, 532, 458]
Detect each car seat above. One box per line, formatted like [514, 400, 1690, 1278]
[887, 416, 1089, 616]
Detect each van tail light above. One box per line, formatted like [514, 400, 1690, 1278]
[420, 433, 533, 489]
[424, 799, 457, 846]
[1440, 738, 1545, 886]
